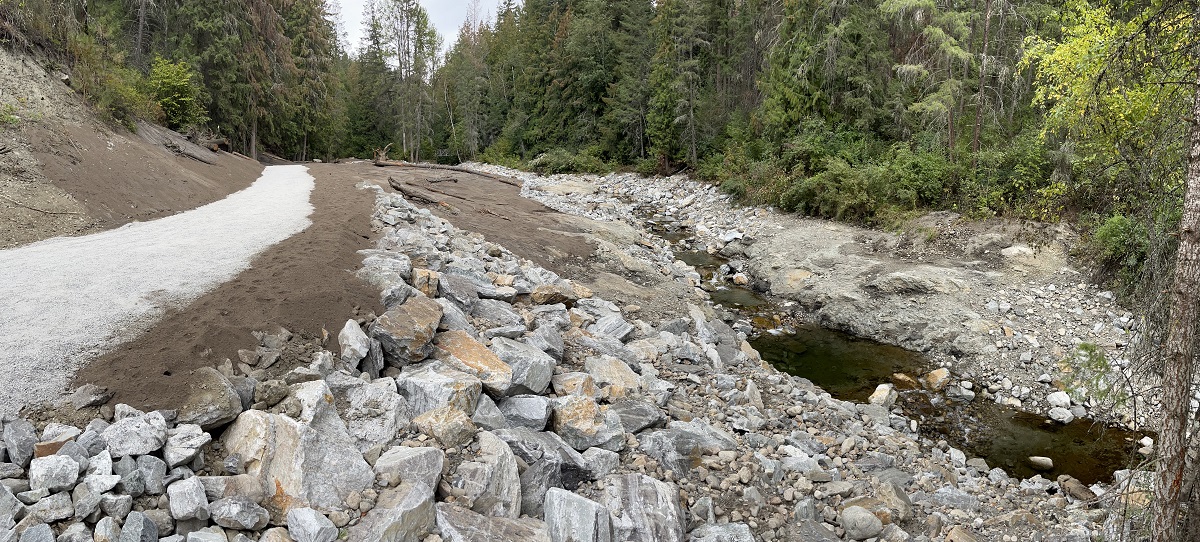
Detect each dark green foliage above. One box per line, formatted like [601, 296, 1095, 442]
[147, 56, 207, 130]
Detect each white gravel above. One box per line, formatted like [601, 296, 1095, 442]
[0, 165, 316, 415]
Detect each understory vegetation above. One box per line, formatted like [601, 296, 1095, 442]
[0, 0, 1188, 292]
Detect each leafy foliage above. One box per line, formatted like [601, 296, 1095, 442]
[147, 56, 207, 130]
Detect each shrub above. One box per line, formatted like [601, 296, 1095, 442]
[527, 147, 611, 175]
[147, 56, 208, 130]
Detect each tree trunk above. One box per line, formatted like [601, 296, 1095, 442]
[1152, 68, 1200, 542]
[135, 0, 148, 69]
[970, 0, 993, 171]
[250, 113, 258, 161]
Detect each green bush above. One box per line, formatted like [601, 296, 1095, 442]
[1087, 214, 1150, 288]
[68, 34, 154, 131]
[147, 56, 208, 130]
[527, 147, 611, 175]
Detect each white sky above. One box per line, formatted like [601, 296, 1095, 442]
[336, 0, 490, 54]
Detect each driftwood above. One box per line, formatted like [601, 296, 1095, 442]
[427, 176, 458, 183]
[372, 144, 521, 188]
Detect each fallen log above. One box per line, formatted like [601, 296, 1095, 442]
[372, 157, 521, 188]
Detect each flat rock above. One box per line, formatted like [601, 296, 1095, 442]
[472, 299, 525, 330]
[370, 296, 443, 366]
[28, 456, 77, 493]
[163, 425, 211, 469]
[638, 420, 737, 475]
[348, 476, 436, 542]
[435, 503, 550, 542]
[599, 474, 684, 542]
[178, 368, 244, 430]
[374, 446, 445, 492]
[544, 488, 611, 542]
[608, 398, 665, 433]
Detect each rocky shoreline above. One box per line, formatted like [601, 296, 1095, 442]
[1, 176, 1152, 541]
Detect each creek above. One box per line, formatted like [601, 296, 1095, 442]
[646, 212, 1144, 485]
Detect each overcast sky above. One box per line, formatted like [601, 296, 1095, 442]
[336, 0, 487, 53]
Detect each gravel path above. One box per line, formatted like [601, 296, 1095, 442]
[0, 165, 315, 415]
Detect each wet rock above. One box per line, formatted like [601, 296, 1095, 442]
[338, 320, 372, 366]
[450, 431, 521, 518]
[413, 406, 476, 448]
[28, 456, 77, 493]
[167, 477, 209, 521]
[163, 425, 211, 469]
[370, 296, 444, 365]
[688, 523, 753, 542]
[489, 337, 556, 395]
[396, 361, 483, 419]
[287, 507, 337, 542]
[178, 368, 244, 430]
[919, 368, 951, 392]
[544, 488, 611, 542]
[599, 474, 684, 542]
[638, 420, 737, 475]
[583, 356, 641, 398]
[436, 503, 550, 542]
[209, 497, 268, 531]
[841, 505, 883, 540]
[499, 396, 552, 431]
[1029, 456, 1054, 471]
[436, 330, 514, 396]
[549, 396, 625, 452]
[221, 381, 373, 514]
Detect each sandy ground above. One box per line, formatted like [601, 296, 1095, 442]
[0, 166, 315, 415]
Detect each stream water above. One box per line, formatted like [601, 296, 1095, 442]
[644, 214, 1143, 485]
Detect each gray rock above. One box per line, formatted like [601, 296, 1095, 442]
[136, 455, 167, 495]
[209, 497, 268, 531]
[494, 427, 591, 518]
[28, 492, 71, 523]
[327, 373, 409, 453]
[221, 380, 374, 512]
[3, 421, 35, 468]
[791, 520, 840, 542]
[1047, 391, 1072, 409]
[439, 274, 480, 313]
[94, 517, 121, 542]
[370, 296, 444, 366]
[16, 524, 51, 542]
[638, 420, 737, 475]
[413, 407, 476, 448]
[348, 476, 436, 542]
[449, 431, 521, 519]
[142, 509, 173, 537]
[583, 356, 641, 398]
[167, 477, 209, 521]
[841, 505, 884, 540]
[71, 482, 101, 518]
[877, 481, 913, 522]
[544, 488, 611, 542]
[489, 337, 556, 395]
[118, 511, 158, 542]
[339, 320, 373, 366]
[472, 396, 509, 431]
[598, 474, 684, 542]
[0, 485, 24, 523]
[196, 475, 266, 504]
[688, 523, 753, 542]
[115, 457, 145, 497]
[185, 531, 225, 542]
[608, 399, 665, 433]
[396, 361, 483, 419]
[582, 448, 620, 479]
[1029, 456, 1054, 471]
[472, 299, 524, 330]
[1049, 407, 1075, 424]
[287, 507, 337, 542]
[164, 425, 211, 469]
[589, 315, 635, 342]
[436, 298, 479, 337]
[0, 464, 22, 479]
[98, 493, 132, 520]
[101, 411, 169, 457]
[435, 503, 550, 542]
[77, 428, 113, 456]
[527, 326, 564, 362]
[930, 487, 979, 511]
[178, 368, 244, 430]
[549, 396, 625, 452]
[28, 456, 78, 493]
[374, 446, 444, 492]
[500, 396, 552, 431]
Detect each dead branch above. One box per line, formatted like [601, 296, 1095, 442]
[427, 176, 458, 183]
[477, 208, 511, 221]
[0, 194, 84, 215]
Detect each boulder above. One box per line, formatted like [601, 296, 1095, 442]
[327, 373, 409, 453]
[527, 326, 564, 362]
[197, 475, 266, 504]
[607, 399, 665, 433]
[583, 356, 641, 398]
[178, 368, 244, 430]
[450, 431, 522, 518]
[167, 477, 210, 521]
[439, 274, 480, 313]
[163, 425, 211, 469]
[599, 474, 685, 542]
[551, 373, 598, 398]
[3, 420, 35, 468]
[494, 428, 591, 518]
[544, 488, 612, 542]
[1049, 407, 1075, 424]
[374, 446, 445, 491]
[638, 420, 738, 475]
[840, 506, 883, 540]
[410, 268, 440, 298]
[16, 524, 52, 542]
[499, 396, 552, 431]
[286, 507, 337, 542]
[588, 315, 635, 342]
[471, 299, 525, 330]
[868, 384, 897, 409]
[436, 330, 514, 396]
[688, 524, 753, 542]
[413, 406, 476, 448]
[209, 496, 269, 531]
[220, 380, 373, 516]
[119, 511, 158, 542]
[530, 284, 577, 306]
[919, 369, 951, 392]
[101, 411, 169, 458]
[489, 337, 555, 395]
[348, 474, 437, 542]
[549, 396, 625, 452]
[28, 456, 78, 493]
[370, 296, 443, 365]
[396, 361, 482, 419]
[435, 503, 550, 542]
[338, 320, 373, 366]
[435, 298, 479, 337]
[472, 396, 509, 431]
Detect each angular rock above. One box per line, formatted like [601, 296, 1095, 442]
[348, 475, 436, 542]
[471, 300, 525, 330]
[868, 384, 897, 409]
[94, 517, 121, 542]
[688, 524, 753, 542]
[588, 315, 635, 343]
[583, 356, 641, 398]
[141, 509, 173, 537]
[178, 368, 244, 430]
[164, 425, 211, 469]
[551, 373, 598, 398]
[450, 431, 521, 519]
[207, 496, 269, 531]
[413, 407, 476, 448]
[99, 493, 132, 520]
[72, 482, 101, 518]
[102, 410, 168, 458]
[876, 481, 913, 522]
[639, 420, 738, 475]
[136, 455, 167, 495]
[197, 475, 266, 504]
[0, 485, 24, 523]
[792, 520, 840, 542]
[435, 503, 550, 542]
[339, 320, 373, 366]
[549, 396, 625, 452]
[33, 424, 80, 457]
[220, 380, 373, 515]
[28, 492, 72, 523]
[841, 505, 883, 540]
[374, 446, 444, 491]
[494, 428, 591, 518]
[499, 396, 552, 431]
[472, 396, 509, 431]
[370, 296, 443, 366]
[4, 421, 36, 468]
[436, 298, 479, 337]
[327, 373, 409, 453]
[167, 477, 210, 521]
[28, 456, 78, 493]
[439, 274, 480, 313]
[118, 511, 158, 542]
[608, 399, 665, 433]
[489, 337, 555, 396]
[582, 448, 620, 480]
[531, 284, 577, 306]
[396, 361, 482, 419]
[544, 488, 611, 542]
[599, 474, 684, 542]
[287, 507, 337, 542]
[16, 524, 51, 542]
[919, 368, 951, 392]
[436, 330, 514, 396]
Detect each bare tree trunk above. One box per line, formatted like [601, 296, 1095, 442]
[1152, 69, 1200, 542]
[250, 113, 258, 161]
[970, 0, 993, 171]
[134, 0, 149, 69]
